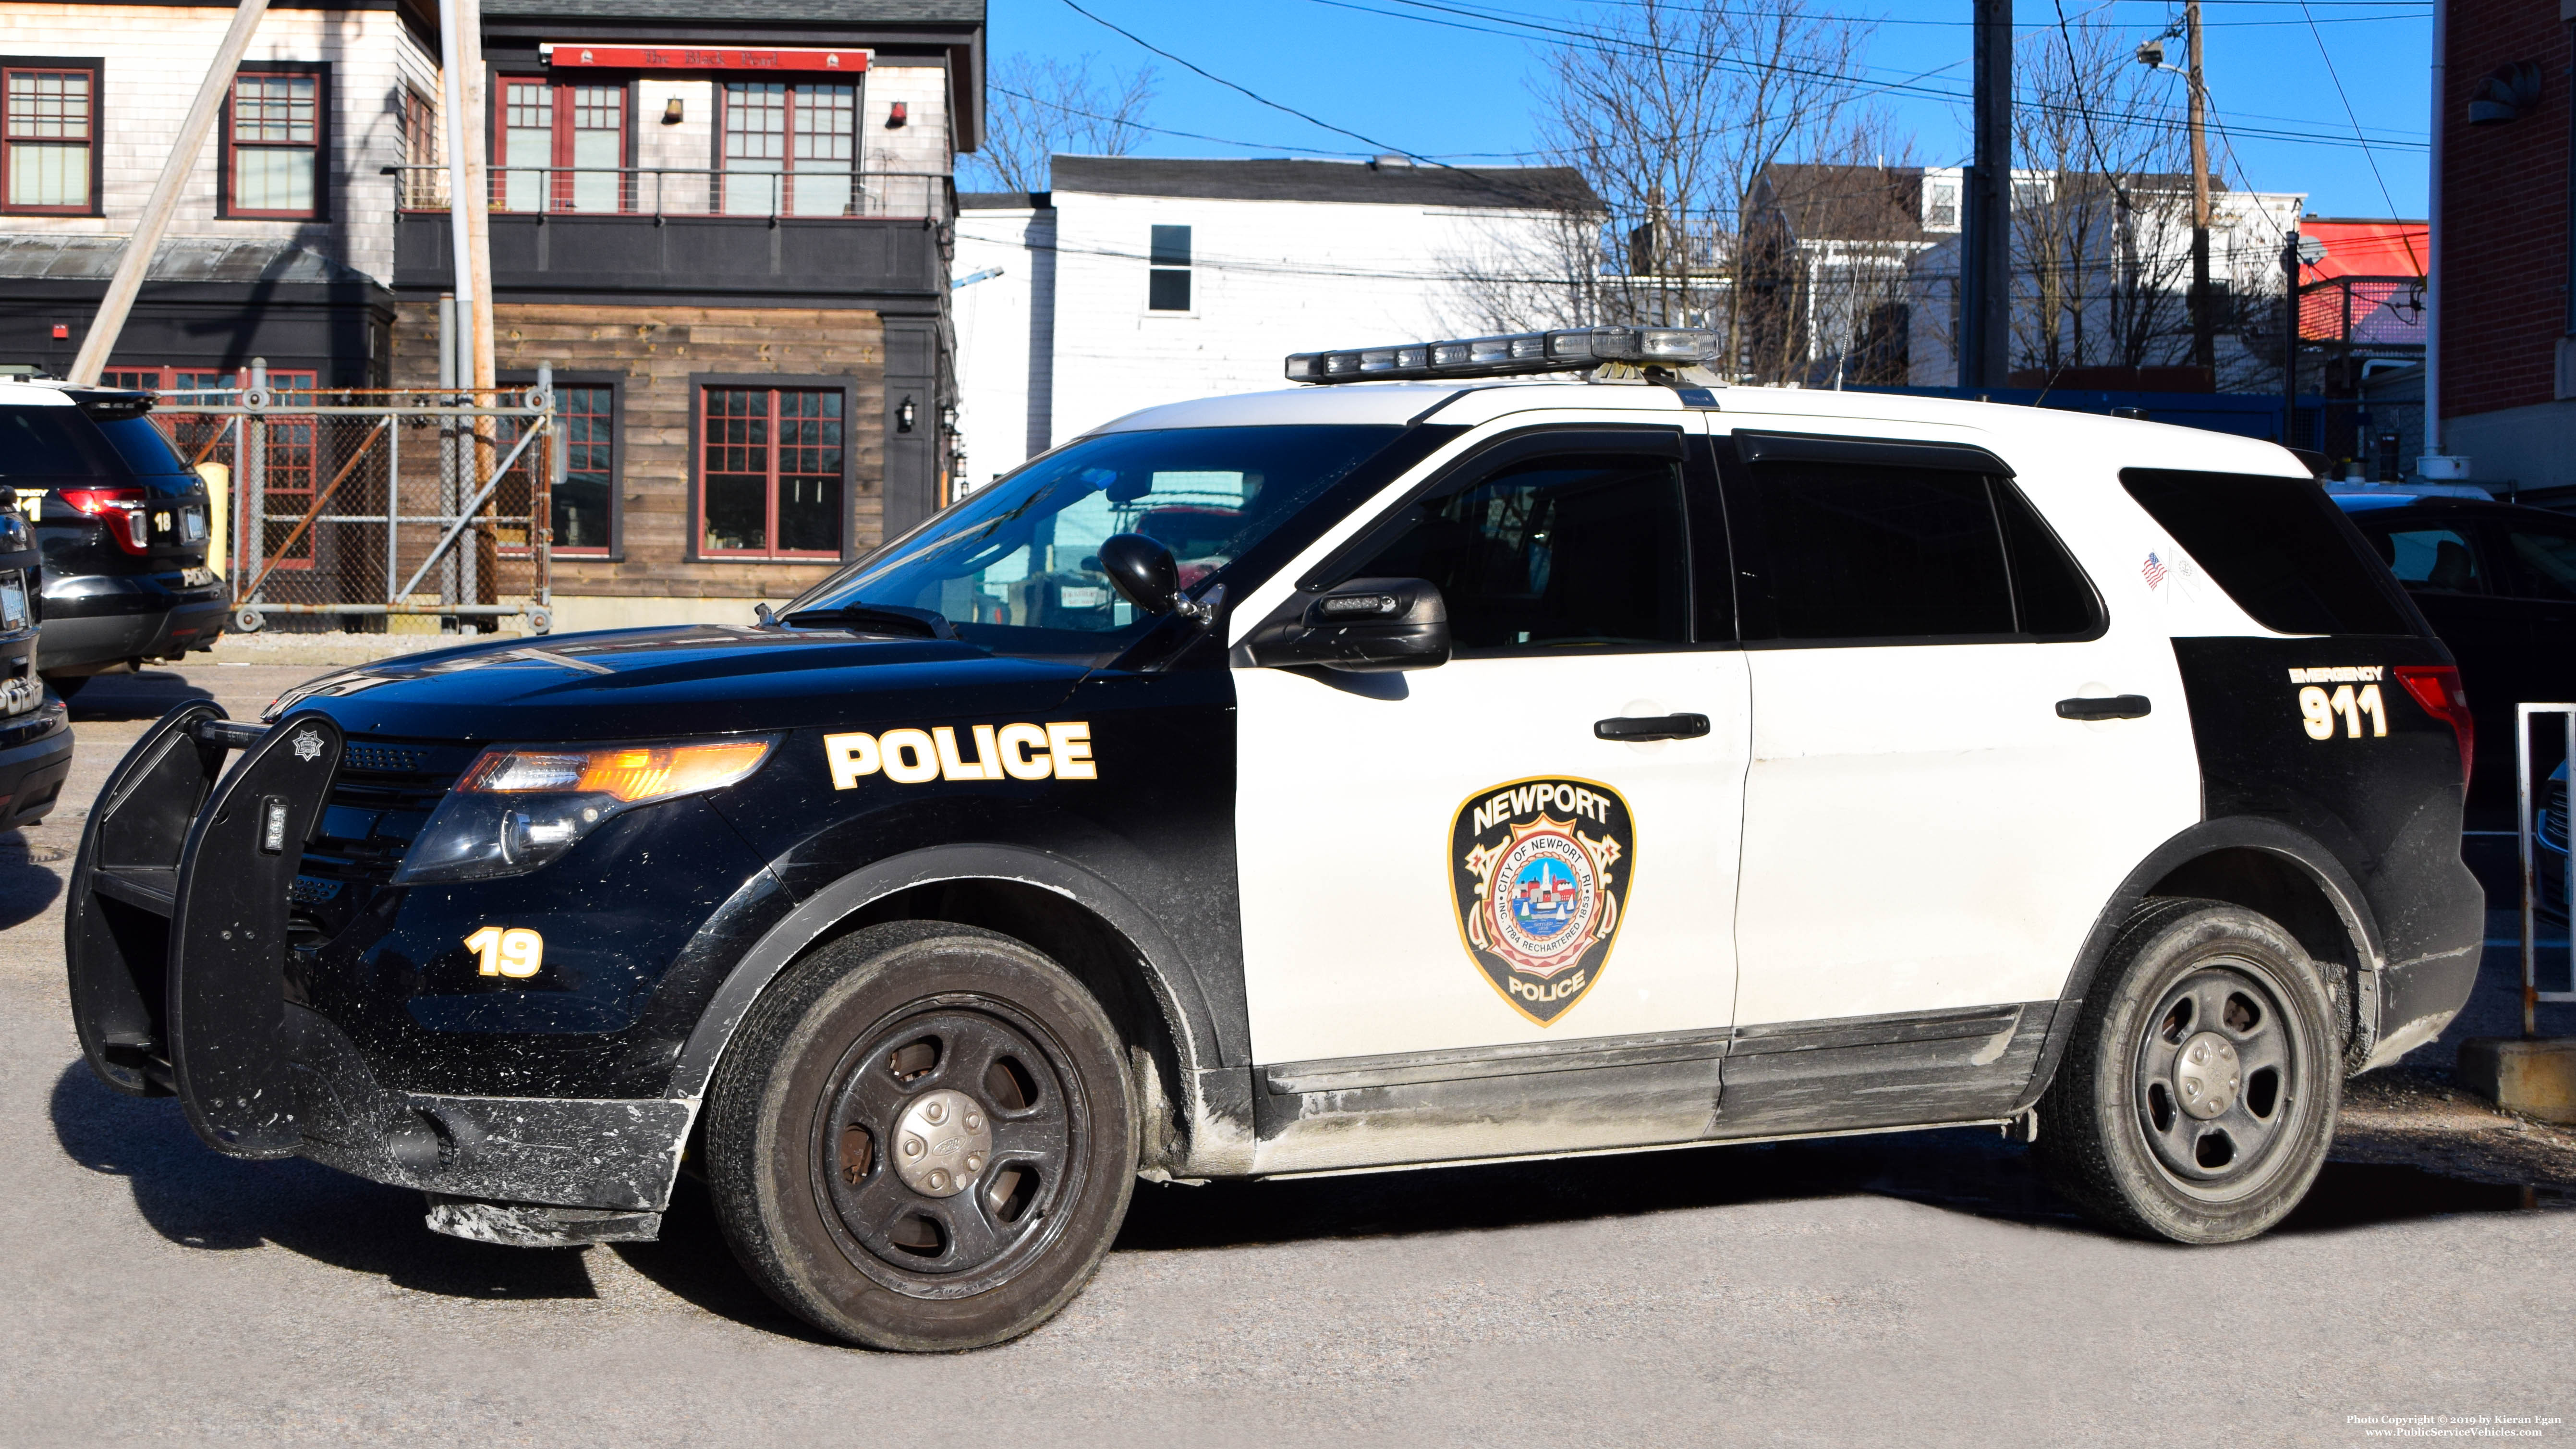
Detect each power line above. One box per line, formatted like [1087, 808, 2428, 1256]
[2294, 0, 2428, 269]
[1298, 0, 2427, 150]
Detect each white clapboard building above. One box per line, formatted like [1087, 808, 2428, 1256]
[951, 155, 1599, 490]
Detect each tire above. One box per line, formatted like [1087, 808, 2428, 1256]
[2037, 898, 2341, 1244]
[704, 921, 1137, 1351]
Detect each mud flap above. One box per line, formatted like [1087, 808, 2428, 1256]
[164, 711, 344, 1158]
[66, 700, 230, 1097]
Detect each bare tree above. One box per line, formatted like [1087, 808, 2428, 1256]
[1445, 0, 1882, 381]
[2007, 13, 2199, 383]
[962, 54, 1158, 194]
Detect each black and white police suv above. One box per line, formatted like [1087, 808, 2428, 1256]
[69, 328, 2483, 1350]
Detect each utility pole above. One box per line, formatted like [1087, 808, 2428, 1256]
[67, 0, 274, 383]
[1961, 0, 2013, 389]
[2186, 0, 2214, 377]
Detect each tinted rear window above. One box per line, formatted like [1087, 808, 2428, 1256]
[0, 404, 118, 478]
[95, 416, 185, 476]
[2121, 468, 2416, 636]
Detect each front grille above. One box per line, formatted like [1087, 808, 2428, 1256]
[299, 736, 476, 895]
[341, 742, 430, 775]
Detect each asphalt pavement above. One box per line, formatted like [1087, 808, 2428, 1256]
[3, 658, 2572, 1448]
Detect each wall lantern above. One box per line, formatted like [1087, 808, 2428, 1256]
[897, 397, 916, 432]
[663, 97, 685, 125]
[887, 100, 908, 129]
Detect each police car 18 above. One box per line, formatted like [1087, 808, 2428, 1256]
[68, 328, 2483, 1351]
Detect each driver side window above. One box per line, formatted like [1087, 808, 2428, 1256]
[1356, 452, 1692, 655]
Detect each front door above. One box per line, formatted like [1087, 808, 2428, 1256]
[1233, 423, 1751, 1170]
[1718, 427, 2199, 1131]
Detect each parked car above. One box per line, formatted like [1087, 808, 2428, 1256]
[71, 329, 2483, 1351]
[2331, 488, 2576, 822]
[0, 380, 228, 695]
[0, 481, 73, 826]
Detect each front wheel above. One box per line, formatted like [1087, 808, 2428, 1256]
[2038, 898, 2340, 1244]
[705, 921, 1137, 1350]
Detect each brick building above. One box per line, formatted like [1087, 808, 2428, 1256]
[2438, 0, 2573, 488]
[1, 0, 981, 631]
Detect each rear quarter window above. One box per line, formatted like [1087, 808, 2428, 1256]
[2121, 467, 2418, 636]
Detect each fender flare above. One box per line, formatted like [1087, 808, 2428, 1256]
[2017, 815, 2386, 1110]
[667, 842, 1222, 1110]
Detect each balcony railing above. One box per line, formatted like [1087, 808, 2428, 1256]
[389, 164, 951, 222]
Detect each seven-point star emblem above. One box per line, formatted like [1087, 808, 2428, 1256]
[291, 731, 324, 762]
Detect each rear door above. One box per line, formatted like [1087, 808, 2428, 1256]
[1716, 428, 2199, 1131]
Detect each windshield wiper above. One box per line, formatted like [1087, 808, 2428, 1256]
[774, 602, 959, 639]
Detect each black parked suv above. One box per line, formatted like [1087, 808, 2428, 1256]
[0, 381, 228, 694]
[2333, 487, 2576, 819]
[0, 474, 73, 826]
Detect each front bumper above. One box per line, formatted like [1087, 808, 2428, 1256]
[65, 703, 705, 1224]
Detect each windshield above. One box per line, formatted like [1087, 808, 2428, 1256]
[790, 425, 1405, 661]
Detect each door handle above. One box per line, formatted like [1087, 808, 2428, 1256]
[2056, 695, 2152, 721]
[1595, 713, 1711, 742]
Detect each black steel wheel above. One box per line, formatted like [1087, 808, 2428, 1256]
[705, 921, 1136, 1350]
[2039, 897, 2340, 1244]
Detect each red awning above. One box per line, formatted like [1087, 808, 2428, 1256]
[2300, 220, 2427, 284]
[541, 45, 870, 73]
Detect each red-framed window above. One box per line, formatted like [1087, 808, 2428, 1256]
[496, 382, 616, 556]
[719, 82, 855, 217]
[222, 66, 326, 219]
[699, 386, 841, 558]
[3, 62, 98, 214]
[498, 79, 625, 213]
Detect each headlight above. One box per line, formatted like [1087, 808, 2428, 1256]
[392, 737, 777, 885]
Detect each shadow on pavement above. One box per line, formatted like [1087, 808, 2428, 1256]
[0, 829, 63, 927]
[44, 1048, 2565, 1339]
[47, 1060, 597, 1301]
[610, 1178, 835, 1344]
[64, 670, 212, 723]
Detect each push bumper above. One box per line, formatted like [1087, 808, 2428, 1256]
[65, 703, 688, 1229]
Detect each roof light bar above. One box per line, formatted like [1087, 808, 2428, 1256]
[1286, 326, 1723, 385]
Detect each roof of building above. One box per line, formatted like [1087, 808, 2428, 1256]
[1047, 156, 1600, 211]
[0, 235, 382, 289]
[481, 0, 982, 21]
[1752, 163, 1933, 245]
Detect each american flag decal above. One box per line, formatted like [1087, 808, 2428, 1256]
[2141, 551, 2169, 590]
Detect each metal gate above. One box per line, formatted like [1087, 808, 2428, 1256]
[147, 371, 559, 635]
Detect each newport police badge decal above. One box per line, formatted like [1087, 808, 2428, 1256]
[1450, 776, 1634, 1025]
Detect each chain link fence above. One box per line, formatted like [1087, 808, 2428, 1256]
[143, 381, 558, 634]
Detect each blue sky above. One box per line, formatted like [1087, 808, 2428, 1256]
[984, 0, 2431, 219]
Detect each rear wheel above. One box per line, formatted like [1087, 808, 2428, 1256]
[2039, 898, 2340, 1244]
[705, 921, 1137, 1351]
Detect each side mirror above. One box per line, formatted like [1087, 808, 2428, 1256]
[1097, 532, 1181, 615]
[1244, 578, 1450, 673]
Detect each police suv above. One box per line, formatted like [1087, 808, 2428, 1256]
[69, 328, 2483, 1351]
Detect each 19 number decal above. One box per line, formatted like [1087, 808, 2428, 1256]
[2299, 683, 2386, 741]
[464, 925, 545, 978]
